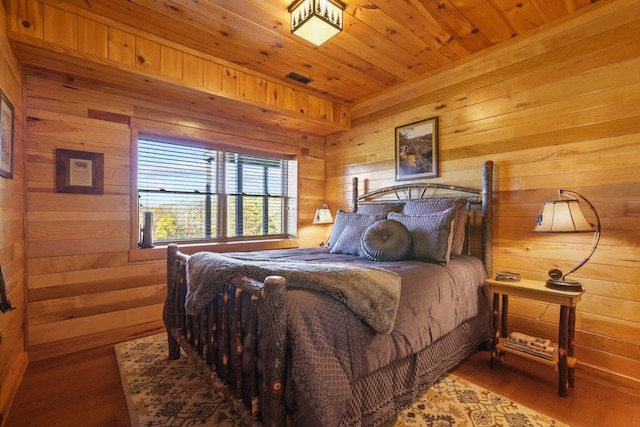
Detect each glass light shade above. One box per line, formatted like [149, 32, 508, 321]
[312, 206, 334, 224]
[533, 200, 594, 233]
[289, 0, 345, 46]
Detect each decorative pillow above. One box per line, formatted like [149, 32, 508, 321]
[326, 210, 384, 249]
[361, 219, 411, 262]
[330, 225, 368, 256]
[402, 198, 468, 256]
[388, 209, 456, 264]
[356, 203, 404, 216]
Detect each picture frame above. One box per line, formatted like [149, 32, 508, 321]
[395, 116, 439, 181]
[0, 90, 14, 179]
[56, 149, 104, 194]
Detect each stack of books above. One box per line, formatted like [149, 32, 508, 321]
[504, 332, 556, 360]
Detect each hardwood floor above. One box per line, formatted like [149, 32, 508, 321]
[5, 344, 130, 427]
[452, 351, 640, 427]
[5, 341, 639, 427]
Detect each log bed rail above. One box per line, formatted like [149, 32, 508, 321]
[163, 160, 494, 426]
[164, 245, 287, 426]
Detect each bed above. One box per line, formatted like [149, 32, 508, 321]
[164, 160, 494, 427]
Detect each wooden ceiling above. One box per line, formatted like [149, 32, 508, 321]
[41, 0, 610, 107]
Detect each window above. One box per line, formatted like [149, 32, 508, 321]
[137, 138, 297, 245]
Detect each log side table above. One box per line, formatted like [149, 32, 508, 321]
[487, 277, 584, 397]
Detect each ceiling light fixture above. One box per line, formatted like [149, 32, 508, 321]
[288, 0, 345, 46]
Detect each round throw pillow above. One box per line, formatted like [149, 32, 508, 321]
[361, 219, 411, 262]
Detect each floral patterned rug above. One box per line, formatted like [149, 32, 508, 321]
[384, 373, 568, 427]
[115, 334, 567, 427]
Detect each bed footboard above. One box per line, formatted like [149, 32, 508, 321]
[163, 244, 287, 426]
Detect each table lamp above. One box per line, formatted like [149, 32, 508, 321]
[313, 202, 334, 246]
[533, 189, 601, 292]
[312, 202, 334, 225]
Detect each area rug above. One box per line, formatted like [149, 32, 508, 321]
[115, 334, 568, 427]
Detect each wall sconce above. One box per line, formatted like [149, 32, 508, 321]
[288, 0, 345, 46]
[533, 189, 601, 292]
[312, 202, 334, 225]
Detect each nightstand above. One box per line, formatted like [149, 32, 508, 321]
[487, 277, 584, 397]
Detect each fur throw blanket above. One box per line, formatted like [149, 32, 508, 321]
[185, 252, 401, 334]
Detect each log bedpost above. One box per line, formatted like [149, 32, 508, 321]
[482, 160, 494, 279]
[261, 275, 287, 427]
[352, 176, 359, 212]
[164, 244, 182, 360]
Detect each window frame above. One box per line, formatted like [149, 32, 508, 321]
[129, 126, 299, 261]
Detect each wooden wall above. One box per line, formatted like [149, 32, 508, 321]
[326, 0, 640, 388]
[7, 0, 350, 136]
[0, 2, 26, 425]
[4, 0, 638, 403]
[23, 75, 325, 361]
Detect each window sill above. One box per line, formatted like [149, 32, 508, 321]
[128, 239, 300, 263]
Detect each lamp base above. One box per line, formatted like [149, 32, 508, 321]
[545, 278, 583, 292]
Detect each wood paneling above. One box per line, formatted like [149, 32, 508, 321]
[6, 0, 351, 137]
[22, 75, 326, 360]
[2, 0, 638, 411]
[12, 0, 612, 107]
[0, 2, 26, 424]
[326, 0, 640, 386]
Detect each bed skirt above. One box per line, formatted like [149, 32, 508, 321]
[322, 311, 490, 426]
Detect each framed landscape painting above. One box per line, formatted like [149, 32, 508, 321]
[0, 90, 14, 179]
[395, 116, 438, 181]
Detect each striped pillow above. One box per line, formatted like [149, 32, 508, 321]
[327, 210, 384, 249]
[329, 225, 367, 256]
[388, 208, 456, 264]
[402, 198, 468, 256]
[356, 203, 404, 216]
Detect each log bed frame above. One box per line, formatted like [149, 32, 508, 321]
[163, 160, 494, 427]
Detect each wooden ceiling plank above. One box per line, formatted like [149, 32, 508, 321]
[450, 0, 517, 43]
[369, 0, 463, 62]
[530, 0, 576, 22]
[77, 16, 109, 59]
[487, 0, 547, 34]
[7, 0, 43, 38]
[43, 4, 78, 49]
[339, 13, 434, 77]
[348, 1, 449, 69]
[418, 0, 494, 54]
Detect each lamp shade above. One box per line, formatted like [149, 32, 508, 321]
[289, 0, 345, 46]
[312, 204, 334, 224]
[533, 199, 594, 233]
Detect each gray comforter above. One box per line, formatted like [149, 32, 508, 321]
[186, 252, 401, 334]
[187, 247, 487, 427]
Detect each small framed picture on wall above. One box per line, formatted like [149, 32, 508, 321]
[56, 149, 104, 194]
[395, 116, 438, 181]
[0, 90, 14, 179]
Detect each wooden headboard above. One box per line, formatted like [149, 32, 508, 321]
[351, 160, 494, 277]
